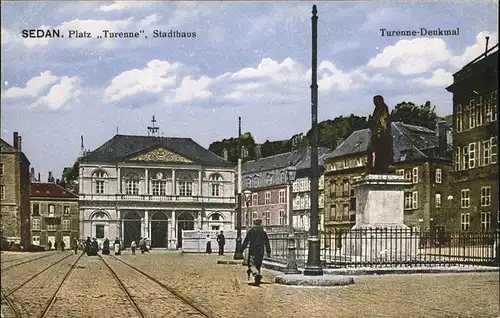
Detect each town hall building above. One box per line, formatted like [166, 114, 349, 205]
[78, 122, 236, 249]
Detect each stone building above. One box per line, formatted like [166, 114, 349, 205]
[0, 132, 31, 247]
[446, 43, 498, 232]
[78, 134, 236, 249]
[30, 179, 79, 249]
[322, 121, 453, 233]
[241, 147, 329, 232]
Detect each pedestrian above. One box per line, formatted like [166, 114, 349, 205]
[60, 240, 65, 251]
[241, 219, 271, 286]
[138, 237, 145, 254]
[47, 241, 52, 251]
[205, 234, 212, 254]
[131, 240, 137, 255]
[54, 241, 59, 251]
[216, 230, 225, 255]
[114, 237, 121, 255]
[90, 238, 98, 256]
[102, 238, 110, 255]
[85, 237, 91, 255]
[73, 238, 78, 254]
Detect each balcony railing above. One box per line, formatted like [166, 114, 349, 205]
[79, 193, 235, 204]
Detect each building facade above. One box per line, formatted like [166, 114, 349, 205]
[322, 121, 453, 233]
[0, 132, 31, 247]
[446, 45, 498, 232]
[241, 147, 329, 232]
[79, 134, 236, 249]
[30, 181, 79, 249]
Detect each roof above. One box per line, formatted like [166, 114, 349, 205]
[80, 134, 234, 167]
[0, 138, 15, 152]
[30, 182, 78, 199]
[323, 122, 451, 163]
[242, 147, 331, 173]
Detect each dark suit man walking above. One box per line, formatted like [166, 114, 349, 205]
[241, 219, 271, 286]
[216, 231, 226, 255]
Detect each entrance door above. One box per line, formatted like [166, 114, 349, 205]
[150, 212, 168, 248]
[177, 213, 194, 248]
[47, 236, 55, 249]
[123, 211, 142, 249]
[63, 236, 71, 250]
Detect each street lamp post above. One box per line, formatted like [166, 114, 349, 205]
[233, 117, 244, 260]
[285, 164, 300, 274]
[303, 4, 323, 276]
[242, 189, 252, 266]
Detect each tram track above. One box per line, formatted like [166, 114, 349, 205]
[1, 252, 60, 271]
[1, 290, 20, 318]
[1, 253, 81, 318]
[99, 255, 216, 318]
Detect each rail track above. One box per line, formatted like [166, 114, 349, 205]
[99, 255, 216, 318]
[1, 252, 60, 271]
[1, 289, 20, 318]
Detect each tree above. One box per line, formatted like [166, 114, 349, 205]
[208, 132, 257, 163]
[60, 160, 80, 194]
[390, 101, 441, 130]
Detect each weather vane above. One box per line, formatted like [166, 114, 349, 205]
[147, 115, 160, 137]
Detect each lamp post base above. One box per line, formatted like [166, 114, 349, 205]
[284, 236, 300, 274]
[233, 237, 244, 260]
[303, 236, 323, 276]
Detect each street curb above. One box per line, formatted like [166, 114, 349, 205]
[217, 260, 244, 265]
[262, 260, 500, 276]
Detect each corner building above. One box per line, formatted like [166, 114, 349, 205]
[79, 134, 236, 249]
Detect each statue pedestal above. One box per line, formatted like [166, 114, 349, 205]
[341, 174, 420, 263]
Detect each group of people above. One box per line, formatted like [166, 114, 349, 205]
[130, 237, 150, 255]
[46, 240, 66, 251]
[205, 231, 226, 255]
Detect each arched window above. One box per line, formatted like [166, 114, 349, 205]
[435, 192, 442, 208]
[266, 173, 273, 185]
[280, 172, 287, 184]
[92, 170, 108, 194]
[209, 173, 223, 181]
[245, 177, 251, 189]
[125, 173, 140, 195]
[209, 174, 223, 197]
[253, 176, 260, 188]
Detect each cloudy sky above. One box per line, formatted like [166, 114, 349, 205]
[1, 1, 498, 180]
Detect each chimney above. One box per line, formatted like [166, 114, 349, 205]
[13, 132, 19, 150]
[38, 173, 41, 181]
[48, 171, 54, 183]
[255, 144, 262, 159]
[31, 167, 35, 175]
[436, 121, 447, 157]
[17, 136, 22, 152]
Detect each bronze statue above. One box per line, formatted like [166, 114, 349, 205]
[367, 95, 395, 174]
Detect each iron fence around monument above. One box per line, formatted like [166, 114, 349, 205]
[265, 228, 500, 268]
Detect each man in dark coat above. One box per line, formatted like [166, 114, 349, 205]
[85, 237, 91, 256]
[90, 238, 98, 256]
[54, 241, 59, 251]
[241, 219, 271, 286]
[216, 231, 226, 255]
[102, 238, 110, 255]
[367, 95, 395, 174]
[73, 238, 79, 254]
[60, 240, 65, 251]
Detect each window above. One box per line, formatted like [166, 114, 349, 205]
[404, 192, 412, 209]
[404, 169, 412, 182]
[32, 203, 40, 216]
[482, 140, 491, 165]
[211, 183, 220, 197]
[245, 178, 251, 189]
[396, 169, 404, 176]
[278, 210, 285, 225]
[456, 104, 463, 132]
[179, 181, 193, 196]
[251, 193, 258, 206]
[481, 186, 491, 206]
[342, 180, 349, 196]
[95, 180, 105, 194]
[319, 193, 324, 208]
[468, 142, 476, 169]
[461, 213, 470, 231]
[252, 212, 258, 225]
[329, 180, 336, 198]
[343, 204, 349, 219]
[455, 147, 461, 171]
[32, 219, 40, 230]
[48, 204, 55, 214]
[477, 96, 483, 126]
[62, 219, 71, 231]
[300, 196, 305, 209]
[47, 223, 57, 231]
[491, 137, 497, 164]
[152, 180, 167, 196]
[266, 174, 273, 185]
[304, 194, 310, 208]
[0, 185, 5, 200]
[292, 180, 299, 192]
[469, 99, 476, 128]
[485, 95, 492, 122]
[491, 90, 498, 122]
[435, 193, 442, 208]
[412, 191, 418, 209]
[265, 192, 271, 204]
[211, 225, 220, 231]
[126, 180, 139, 195]
[253, 177, 259, 188]
[63, 206, 70, 215]
[462, 145, 469, 170]
[0, 163, 3, 175]
[265, 211, 271, 225]
[435, 168, 442, 184]
[96, 225, 105, 239]
[278, 190, 286, 204]
[280, 172, 287, 184]
[481, 212, 491, 232]
[211, 213, 220, 221]
[412, 167, 419, 183]
[461, 189, 470, 208]
[343, 160, 348, 169]
[93, 170, 107, 178]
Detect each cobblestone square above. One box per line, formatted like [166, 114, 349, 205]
[1, 251, 499, 318]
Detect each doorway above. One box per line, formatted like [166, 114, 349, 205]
[150, 212, 168, 248]
[177, 213, 194, 248]
[123, 211, 142, 249]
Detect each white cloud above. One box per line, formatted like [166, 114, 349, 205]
[98, 1, 154, 12]
[361, 7, 407, 31]
[368, 38, 451, 75]
[4, 71, 58, 99]
[30, 76, 81, 111]
[413, 69, 453, 87]
[167, 76, 213, 103]
[450, 31, 498, 68]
